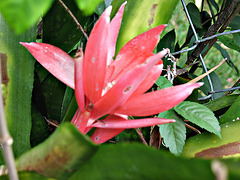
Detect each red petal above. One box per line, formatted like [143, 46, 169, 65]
[133, 62, 163, 95]
[83, 6, 111, 104]
[74, 49, 85, 112]
[90, 115, 126, 144]
[115, 83, 203, 116]
[90, 117, 175, 129]
[107, 2, 127, 65]
[20, 42, 74, 89]
[90, 50, 168, 120]
[106, 25, 166, 82]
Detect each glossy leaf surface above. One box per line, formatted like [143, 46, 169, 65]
[174, 101, 221, 138]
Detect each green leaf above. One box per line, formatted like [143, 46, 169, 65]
[219, 95, 240, 124]
[186, 3, 202, 29]
[0, 13, 36, 161]
[75, 0, 104, 15]
[30, 105, 51, 147]
[214, 43, 239, 75]
[70, 143, 215, 179]
[111, 0, 179, 54]
[204, 94, 240, 112]
[229, 15, 240, 30]
[202, 71, 224, 100]
[157, 29, 176, 52]
[209, 0, 219, 12]
[155, 76, 173, 89]
[218, 35, 240, 52]
[0, 0, 54, 34]
[158, 109, 186, 156]
[182, 120, 240, 158]
[43, 0, 91, 52]
[174, 101, 221, 138]
[15, 123, 98, 179]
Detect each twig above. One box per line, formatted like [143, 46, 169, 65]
[186, 0, 240, 64]
[58, 0, 89, 40]
[185, 123, 201, 134]
[135, 128, 148, 146]
[223, 78, 240, 96]
[0, 55, 18, 179]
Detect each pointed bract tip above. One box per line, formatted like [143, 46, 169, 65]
[197, 82, 204, 86]
[105, 5, 113, 16]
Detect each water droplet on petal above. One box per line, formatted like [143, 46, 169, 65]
[95, 83, 99, 91]
[44, 50, 47, 52]
[141, 46, 145, 50]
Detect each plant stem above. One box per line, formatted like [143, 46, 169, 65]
[58, 0, 89, 40]
[135, 128, 148, 146]
[0, 56, 18, 180]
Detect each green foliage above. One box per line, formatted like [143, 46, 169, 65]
[219, 95, 240, 125]
[75, 0, 104, 15]
[0, 0, 54, 34]
[175, 101, 221, 138]
[186, 3, 202, 29]
[0, 14, 36, 161]
[16, 123, 98, 179]
[70, 143, 215, 180]
[111, 0, 179, 54]
[182, 121, 240, 158]
[158, 110, 186, 156]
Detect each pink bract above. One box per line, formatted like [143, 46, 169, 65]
[20, 2, 202, 144]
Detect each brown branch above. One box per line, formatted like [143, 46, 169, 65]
[135, 128, 148, 146]
[186, 0, 240, 65]
[58, 0, 89, 40]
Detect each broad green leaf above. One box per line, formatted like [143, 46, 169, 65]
[75, 0, 103, 15]
[0, 0, 54, 34]
[214, 43, 239, 75]
[158, 109, 186, 156]
[111, 0, 179, 54]
[182, 121, 240, 158]
[174, 101, 221, 138]
[15, 123, 98, 179]
[43, 0, 91, 52]
[218, 35, 240, 52]
[155, 76, 173, 89]
[202, 71, 224, 100]
[219, 95, 240, 124]
[186, 3, 203, 29]
[204, 94, 240, 112]
[70, 143, 215, 179]
[0, 13, 36, 162]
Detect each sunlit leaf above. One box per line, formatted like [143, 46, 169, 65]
[75, 0, 104, 15]
[0, 0, 54, 34]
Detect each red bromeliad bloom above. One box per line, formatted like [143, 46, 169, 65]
[21, 3, 202, 144]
